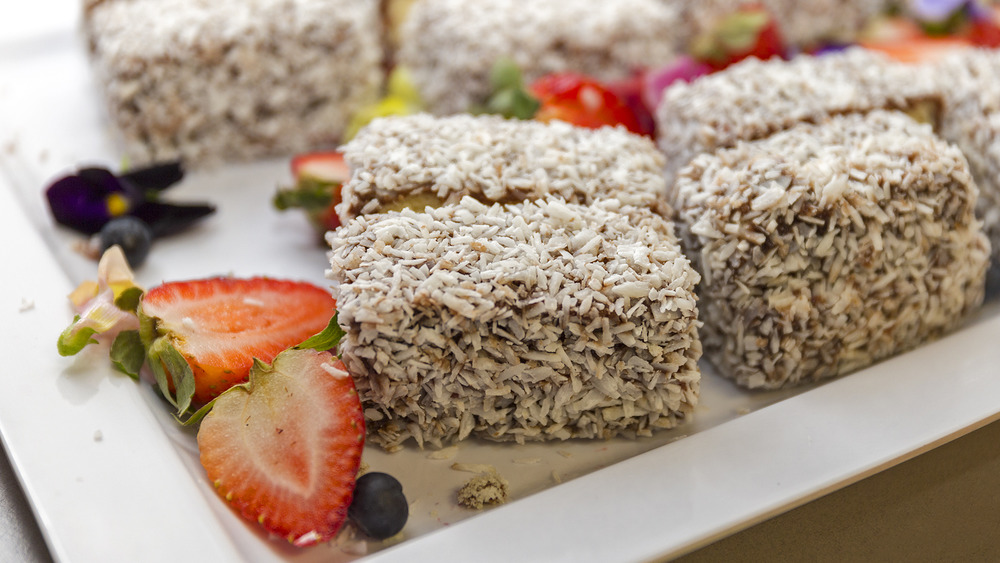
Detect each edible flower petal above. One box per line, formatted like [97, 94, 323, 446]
[45, 168, 140, 235]
[57, 247, 143, 356]
[345, 66, 425, 140]
[909, 0, 968, 22]
[44, 160, 214, 238]
[642, 56, 713, 112]
[908, 0, 970, 34]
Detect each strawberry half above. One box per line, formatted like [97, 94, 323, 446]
[139, 277, 337, 409]
[197, 350, 365, 546]
[529, 73, 644, 134]
[273, 152, 350, 238]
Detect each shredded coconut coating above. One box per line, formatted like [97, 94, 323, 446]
[338, 113, 670, 221]
[84, 0, 383, 165]
[397, 0, 679, 115]
[672, 0, 890, 48]
[934, 48, 1000, 264]
[327, 197, 702, 450]
[671, 111, 989, 390]
[656, 48, 941, 187]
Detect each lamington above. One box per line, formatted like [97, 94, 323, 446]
[82, 0, 383, 165]
[397, 0, 680, 115]
[670, 110, 988, 390]
[934, 48, 1000, 264]
[337, 113, 671, 221]
[327, 197, 702, 450]
[655, 48, 941, 187]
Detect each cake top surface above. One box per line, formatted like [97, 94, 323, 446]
[86, 0, 377, 57]
[339, 113, 669, 219]
[656, 48, 940, 171]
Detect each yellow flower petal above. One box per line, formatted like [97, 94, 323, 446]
[68, 280, 100, 309]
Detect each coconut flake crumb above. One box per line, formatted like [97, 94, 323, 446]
[512, 457, 541, 465]
[292, 531, 322, 547]
[426, 446, 459, 460]
[18, 298, 34, 313]
[450, 463, 497, 474]
[93, 430, 103, 442]
[457, 470, 510, 510]
[320, 361, 350, 379]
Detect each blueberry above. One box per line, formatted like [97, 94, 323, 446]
[348, 472, 408, 539]
[99, 216, 153, 267]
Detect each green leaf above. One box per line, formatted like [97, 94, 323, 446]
[114, 286, 143, 312]
[146, 339, 176, 408]
[110, 330, 144, 380]
[296, 314, 345, 352]
[138, 308, 158, 350]
[160, 342, 196, 415]
[486, 88, 541, 120]
[490, 58, 524, 91]
[147, 337, 196, 415]
[272, 178, 336, 213]
[474, 58, 540, 120]
[56, 317, 98, 356]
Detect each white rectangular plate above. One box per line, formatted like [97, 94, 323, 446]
[2, 3, 999, 562]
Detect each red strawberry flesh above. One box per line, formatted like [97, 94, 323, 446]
[140, 277, 337, 404]
[198, 352, 364, 546]
[291, 152, 350, 184]
[530, 73, 645, 134]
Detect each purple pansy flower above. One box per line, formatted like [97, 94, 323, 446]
[44, 161, 214, 237]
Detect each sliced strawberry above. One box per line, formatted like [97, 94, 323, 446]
[529, 73, 644, 134]
[859, 35, 971, 63]
[197, 351, 365, 546]
[274, 152, 350, 236]
[690, 4, 786, 70]
[291, 152, 350, 186]
[967, 16, 1000, 47]
[139, 277, 337, 406]
[605, 71, 657, 137]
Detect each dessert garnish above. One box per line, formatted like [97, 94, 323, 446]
[344, 66, 425, 141]
[57, 246, 143, 359]
[58, 248, 338, 416]
[529, 72, 646, 135]
[56, 249, 411, 545]
[44, 161, 215, 266]
[273, 151, 350, 239]
[97, 216, 153, 268]
[472, 59, 648, 135]
[196, 345, 365, 547]
[689, 3, 787, 70]
[472, 58, 541, 120]
[347, 472, 409, 540]
[137, 276, 338, 413]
